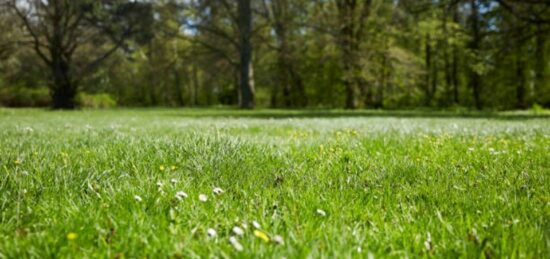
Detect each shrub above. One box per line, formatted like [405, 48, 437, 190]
[0, 86, 51, 107]
[77, 92, 117, 109]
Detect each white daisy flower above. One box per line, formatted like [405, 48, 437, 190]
[199, 194, 208, 202]
[316, 209, 326, 217]
[272, 235, 284, 245]
[207, 228, 217, 237]
[232, 226, 244, 236]
[175, 191, 188, 201]
[424, 232, 432, 251]
[229, 236, 243, 251]
[252, 220, 261, 229]
[134, 195, 143, 202]
[170, 178, 178, 184]
[156, 181, 164, 188]
[213, 187, 224, 195]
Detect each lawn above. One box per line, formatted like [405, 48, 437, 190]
[0, 108, 549, 258]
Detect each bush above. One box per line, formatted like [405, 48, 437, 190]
[530, 103, 549, 115]
[77, 93, 117, 109]
[0, 86, 51, 107]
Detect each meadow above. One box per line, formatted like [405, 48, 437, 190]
[0, 108, 549, 258]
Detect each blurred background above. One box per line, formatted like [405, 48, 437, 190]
[0, 0, 548, 110]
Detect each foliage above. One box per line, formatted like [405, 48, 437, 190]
[76, 93, 117, 109]
[0, 1, 549, 110]
[0, 86, 50, 107]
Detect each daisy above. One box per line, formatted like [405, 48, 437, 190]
[199, 194, 208, 202]
[175, 191, 188, 201]
[213, 187, 224, 195]
[229, 236, 243, 251]
[252, 220, 261, 229]
[134, 195, 143, 202]
[232, 226, 244, 236]
[272, 235, 284, 245]
[316, 209, 326, 217]
[207, 228, 217, 237]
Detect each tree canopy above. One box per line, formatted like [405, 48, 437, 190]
[0, 0, 549, 109]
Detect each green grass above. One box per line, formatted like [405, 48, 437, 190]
[1, 108, 549, 258]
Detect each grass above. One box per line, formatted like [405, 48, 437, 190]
[0, 108, 549, 258]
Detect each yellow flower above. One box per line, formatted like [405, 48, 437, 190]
[170, 165, 176, 170]
[14, 159, 22, 165]
[67, 232, 78, 241]
[253, 230, 270, 243]
[159, 165, 165, 171]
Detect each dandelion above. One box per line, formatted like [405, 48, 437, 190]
[253, 230, 270, 242]
[316, 209, 327, 217]
[14, 159, 22, 165]
[252, 220, 261, 229]
[199, 194, 208, 202]
[272, 235, 284, 245]
[232, 226, 244, 236]
[175, 191, 188, 201]
[134, 195, 143, 202]
[207, 228, 217, 237]
[229, 236, 243, 251]
[67, 232, 78, 241]
[213, 187, 224, 195]
[159, 165, 165, 171]
[171, 165, 176, 170]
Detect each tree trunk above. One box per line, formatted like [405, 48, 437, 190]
[452, 5, 460, 105]
[534, 24, 547, 105]
[443, 10, 452, 106]
[425, 33, 432, 106]
[238, 0, 255, 109]
[51, 81, 77, 109]
[516, 56, 526, 109]
[50, 1, 76, 109]
[469, 0, 483, 110]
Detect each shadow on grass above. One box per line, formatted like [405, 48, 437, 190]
[162, 108, 550, 120]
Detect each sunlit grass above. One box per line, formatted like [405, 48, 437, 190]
[1, 109, 549, 257]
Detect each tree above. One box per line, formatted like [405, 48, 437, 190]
[335, 0, 373, 109]
[5, 0, 152, 109]
[238, 0, 255, 108]
[262, 0, 307, 107]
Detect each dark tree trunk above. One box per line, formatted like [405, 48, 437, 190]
[50, 1, 76, 110]
[173, 68, 185, 106]
[238, 0, 255, 109]
[424, 33, 433, 106]
[516, 56, 527, 109]
[51, 82, 77, 109]
[443, 9, 452, 106]
[469, 0, 483, 110]
[534, 24, 547, 104]
[452, 5, 460, 105]
[289, 67, 307, 107]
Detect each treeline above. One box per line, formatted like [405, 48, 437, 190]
[0, 0, 549, 110]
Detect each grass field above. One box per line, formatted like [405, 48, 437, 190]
[1, 108, 549, 258]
